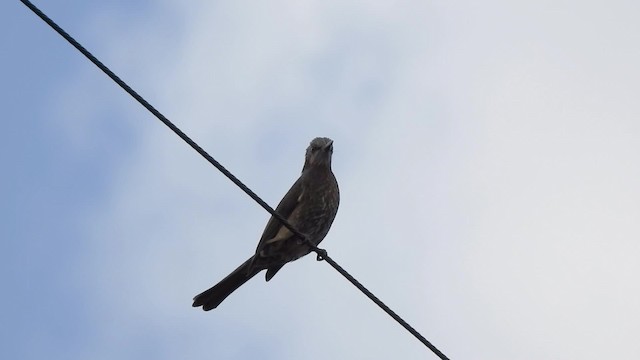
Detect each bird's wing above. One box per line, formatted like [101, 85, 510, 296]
[254, 175, 304, 253]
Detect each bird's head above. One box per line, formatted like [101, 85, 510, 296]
[303, 137, 334, 170]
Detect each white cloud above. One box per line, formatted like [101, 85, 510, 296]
[57, 0, 640, 359]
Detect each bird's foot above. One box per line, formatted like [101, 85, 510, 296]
[315, 248, 327, 261]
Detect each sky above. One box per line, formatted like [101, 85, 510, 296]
[2, 0, 640, 359]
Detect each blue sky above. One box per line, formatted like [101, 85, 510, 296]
[3, 1, 640, 359]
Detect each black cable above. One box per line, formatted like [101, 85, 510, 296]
[19, 1, 450, 358]
[313, 249, 450, 359]
[19, 0, 299, 239]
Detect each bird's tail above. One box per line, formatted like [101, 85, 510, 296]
[192, 257, 259, 311]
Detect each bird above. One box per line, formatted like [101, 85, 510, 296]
[192, 137, 340, 311]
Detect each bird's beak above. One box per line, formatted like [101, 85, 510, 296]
[323, 140, 334, 151]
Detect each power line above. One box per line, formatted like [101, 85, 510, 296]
[19, 1, 450, 359]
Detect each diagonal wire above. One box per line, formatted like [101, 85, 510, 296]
[19, 1, 450, 358]
[313, 249, 450, 359]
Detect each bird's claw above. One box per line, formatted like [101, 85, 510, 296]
[315, 248, 327, 261]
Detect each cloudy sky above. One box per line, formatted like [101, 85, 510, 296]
[2, 0, 639, 359]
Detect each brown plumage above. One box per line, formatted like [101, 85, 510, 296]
[192, 137, 340, 311]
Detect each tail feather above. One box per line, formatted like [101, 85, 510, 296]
[192, 257, 259, 311]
